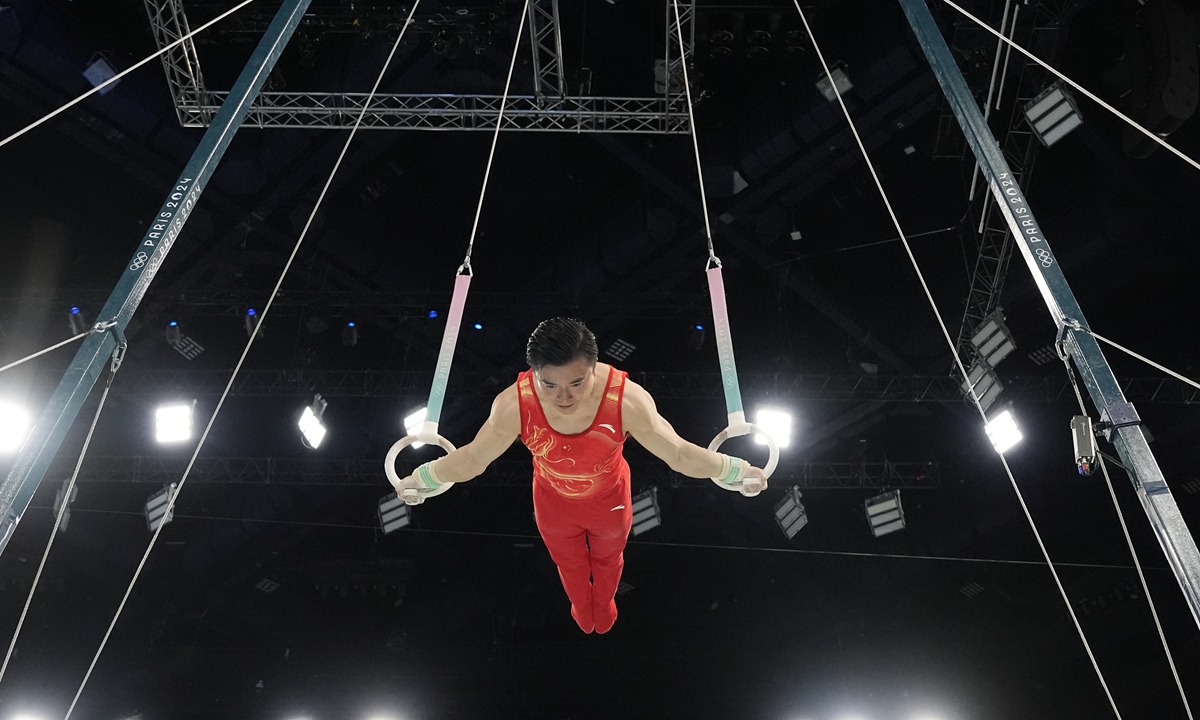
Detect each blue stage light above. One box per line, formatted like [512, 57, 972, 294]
[347, 321, 356, 328]
[473, 323, 483, 330]
[427, 310, 438, 319]
[70, 306, 80, 315]
[246, 308, 257, 317]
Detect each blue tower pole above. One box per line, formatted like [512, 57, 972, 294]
[897, 0, 1200, 629]
[0, 0, 314, 555]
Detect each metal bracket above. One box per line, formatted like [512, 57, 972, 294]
[1098, 401, 1141, 441]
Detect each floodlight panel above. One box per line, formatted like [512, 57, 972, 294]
[404, 407, 427, 448]
[985, 410, 1023, 453]
[754, 408, 792, 448]
[298, 405, 327, 449]
[1042, 113, 1083, 146]
[632, 515, 661, 536]
[870, 508, 902, 526]
[0, 401, 31, 453]
[155, 403, 192, 443]
[872, 518, 905, 536]
[867, 497, 900, 515]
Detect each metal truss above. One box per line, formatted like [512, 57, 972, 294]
[954, 1, 1071, 360]
[59, 455, 940, 490]
[61, 370, 1200, 404]
[143, 0, 210, 126]
[663, 0, 695, 106]
[530, 0, 565, 100]
[146, 1, 691, 133]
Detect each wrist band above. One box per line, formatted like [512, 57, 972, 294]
[415, 460, 444, 489]
[717, 454, 747, 485]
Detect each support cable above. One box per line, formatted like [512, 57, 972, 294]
[669, 0, 716, 264]
[0, 341, 124, 686]
[1062, 356, 1195, 720]
[942, 0, 1200, 175]
[0, 0, 258, 151]
[1067, 324, 1200, 392]
[58, 6, 422, 718]
[0, 330, 92, 375]
[791, 2, 1124, 717]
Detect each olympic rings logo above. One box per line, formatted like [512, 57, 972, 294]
[1034, 248, 1053, 268]
[129, 252, 148, 271]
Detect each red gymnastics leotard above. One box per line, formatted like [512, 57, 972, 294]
[517, 366, 632, 634]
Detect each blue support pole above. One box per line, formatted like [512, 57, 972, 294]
[897, 0, 1200, 629]
[0, 0, 313, 555]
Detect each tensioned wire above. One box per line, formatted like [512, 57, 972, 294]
[941, 0, 1200, 175]
[1065, 324, 1200, 393]
[0, 0, 259, 151]
[0, 347, 122, 686]
[789, 2, 1124, 717]
[0, 330, 91, 375]
[56, 3, 435, 716]
[1060, 355, 1194, 719]
[669, 1, 717, 264]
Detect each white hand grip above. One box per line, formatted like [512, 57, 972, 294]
[384, 433, 458, 503]
[707, 424, 779, 493]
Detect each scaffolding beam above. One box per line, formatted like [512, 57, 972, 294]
[529, 0, 566, 100]
[900, 0, 1200, 630]
[0, 0, 313, 557]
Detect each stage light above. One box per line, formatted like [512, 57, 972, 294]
[0, 401, 31, 453]
[816, 64, 853, 102]
[774, 486, 808, 539]
[687, 324, 706, 351]
[82, 54, 119, 95]
[427, 310, 438, 319]
[154, 401, 193, 443]
[985, 409, 1023, 454]
[404, 407, 427, 449]
[378, 493, 410, 534]
[144, 483, 176, 532]
[473, 323, 483, 330]
[866, 490, 905, 537]
[68, 305, 87, 334]
[1025, 83, 1082, 147]
[754, 408, 792, 448]
[695, 324, 704, 331]
[244, 307, 261, 338]
[298, 395, 328, 449]
[342, 320, 358, 347]
[970, 309, 1016, 368]
[960, 358, 1003, 412]
[165, 320, 203, 360]
[605, 338, 636, 362]
[630, 487, 661, 536]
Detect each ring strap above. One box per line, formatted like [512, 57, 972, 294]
[424, 272, 472, 434]
[706, 265, 750, 436]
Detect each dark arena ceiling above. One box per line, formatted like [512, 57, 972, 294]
[1, 0, 1200, 718]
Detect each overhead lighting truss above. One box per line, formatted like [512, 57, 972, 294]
[146, 0, 693, 133]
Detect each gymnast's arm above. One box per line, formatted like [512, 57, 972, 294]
[622, 380, 766, 490]
[401, 385, 520, 488]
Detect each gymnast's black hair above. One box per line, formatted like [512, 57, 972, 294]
[526, 317, 599, 370]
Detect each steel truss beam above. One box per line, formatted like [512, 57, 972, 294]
[530, 0, 565, 100]
[25, 369, 1194, 404]
[55, 456, 940, 490]
[147, 1, 692, 133]
[955, 0, 1073, 360]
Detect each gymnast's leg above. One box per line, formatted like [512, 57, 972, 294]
[533, 480, 595, 633]
[586, 479, 633, 634]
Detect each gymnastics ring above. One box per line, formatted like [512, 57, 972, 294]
[384, 433, 458, 505]
[707, 424, 779, 495]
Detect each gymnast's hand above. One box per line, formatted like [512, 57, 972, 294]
[394, 473, 426, 506]
[741, 466, 768, 497]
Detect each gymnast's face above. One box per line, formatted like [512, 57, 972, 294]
[535, 356, 596, 415]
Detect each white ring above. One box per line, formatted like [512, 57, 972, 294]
[706, 424, 779, 493]
[384, 433, 458, 501]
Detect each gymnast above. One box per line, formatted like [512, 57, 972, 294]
[393, 317, 767, 634]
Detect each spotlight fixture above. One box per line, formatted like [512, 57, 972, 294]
[774, 486, 808, 539]
[687, 324, 706, 351]
[244, 307, 261, 338]
[82, 53, 119, 95]
[1024, 83, 1083, 147]
[378, 493, 410, 534]
[970, 309, 1016, 368]
[630, 487, 661, 536]
[1028, 345, 1057, 366]
[342, 321, 358, 347]
[605, 338, 636, 362]
[298, 394, 328, 449]
[754, 408, 792, 448]
[427, 310, 439, 319]
[865, 490, 905, 537]
[815, 63, 853, 102]
[165, 320, 204, 360]
[960, 359, 1004, 413]
[52, 479, 77, 533]
[404, 407, 427, 448]
[68, 306, 87, 334]
[984, 408, 1023, 454]
[473, 323, 483, 330]
[0, 401, 31, 453]
[144, 483, 176, 532]
[154, 401, 194, 444]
